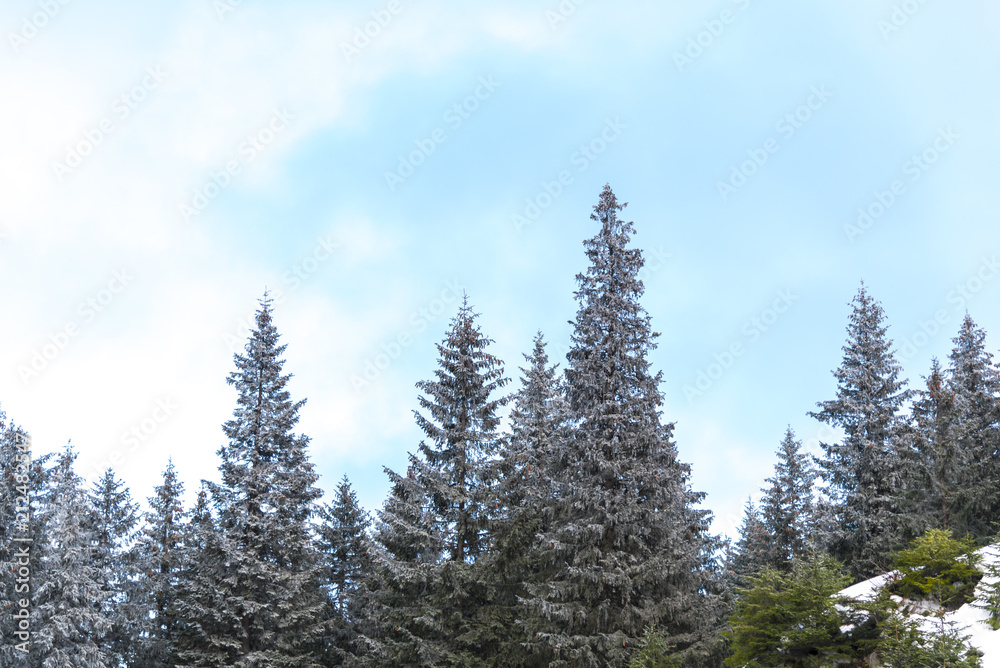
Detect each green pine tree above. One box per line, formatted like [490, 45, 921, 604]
[724, 553, 864, 668]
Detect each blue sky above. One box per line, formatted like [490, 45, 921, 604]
[2, 0, 998, 539]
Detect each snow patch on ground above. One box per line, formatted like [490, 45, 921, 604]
[838, 543, 1000, 662]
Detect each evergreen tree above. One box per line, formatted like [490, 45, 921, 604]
[488, 332, 573, 666]
[32, 446, 115, 668]
[175, 484, 238, 667]
[177, 294, 325, 667]
[371, 297, 509, 666]
[759, 427, 817, 570]
[728, 498, 770, 587]
[363, 466, 446, 666]
[411, 295, 510, 564]
[876, 613, 982, 668]
[525, 185, 724, 667]
[133, 460, 186, 668]
[889, 529, 982, 610]
[317, 475, 373, 666]
[901, 358, 960, 536]
[810, 283, 911, 580]
[88, 468, 140, 664]
[629, 626, 682, 668]
[945, 314, 1000, 539]
[723, 553, 874, 668]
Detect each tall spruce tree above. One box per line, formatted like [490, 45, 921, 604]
[370, 297, 510, 666]
[410, 295, 510, 564]
[524, 185, 723, 667]
[810, 283, 911, 580]
[488, 332, 573, 667]
[88, 468, 140, 665]
[945, 314, 1000, 538]
[177, 294, 325, 667]
[32, 446, 116, 668]
[758, 427, 817, 569]
[133, 460, 186, 668]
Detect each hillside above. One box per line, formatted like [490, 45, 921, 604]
[840, 543, 1000, 663]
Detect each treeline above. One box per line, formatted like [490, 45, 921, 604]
[0, 184, 998, 667]
[730, 285, 1000, 585]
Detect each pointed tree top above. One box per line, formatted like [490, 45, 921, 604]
[256, 289, 276, 328]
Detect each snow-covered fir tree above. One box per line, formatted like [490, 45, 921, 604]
[810, 283, 911, 580]
[946, 313, 1000, 539]
[176, 294, 326, 667]
[524, 185, 724, 667]
[32, 446, 115, 668]
[132, 460, 186, 668]
[87, 468, 140, 665]
[317, 475, 373, 665]
[758, 427, 817, 569]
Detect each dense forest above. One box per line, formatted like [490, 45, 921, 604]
[2, 185, 999, 667]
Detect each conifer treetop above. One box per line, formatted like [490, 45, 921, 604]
[812, 282, 910, 427]
[948, 312, 999, 399]
[221, 291, 307, 468]
[566, 183, 667, 448]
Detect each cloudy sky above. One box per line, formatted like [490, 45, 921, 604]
[2, 0, 998, 539]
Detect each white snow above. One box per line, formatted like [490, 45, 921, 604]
[837, 543, 1000, 663]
